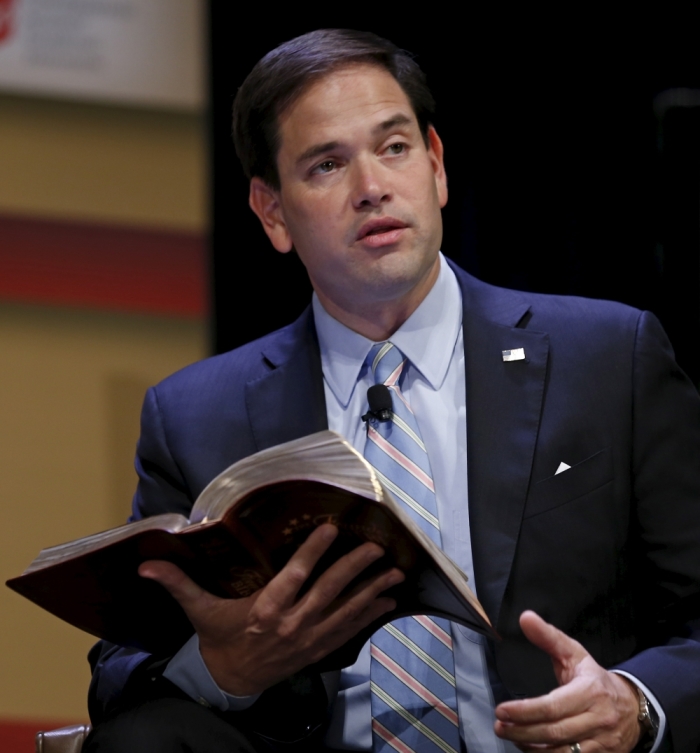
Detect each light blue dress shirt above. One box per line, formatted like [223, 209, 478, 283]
[315, 255, 511, 752]
[164, 254, 665, 752]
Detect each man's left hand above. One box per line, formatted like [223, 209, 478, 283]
[494, 610, 642, 752]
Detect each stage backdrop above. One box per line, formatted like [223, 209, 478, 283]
[0, 0, 204, 110]
[208, 9, 700, 386]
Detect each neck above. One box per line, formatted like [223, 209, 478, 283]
[314, 258, 440, 341]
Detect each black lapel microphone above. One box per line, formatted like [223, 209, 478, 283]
[362, 384, 393, 423]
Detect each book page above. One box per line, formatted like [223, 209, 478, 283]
[190, 429, 491, 633]
[23, 513, 190, 573]
[191, 431, 383, 523]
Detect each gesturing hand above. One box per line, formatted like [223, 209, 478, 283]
[494, 611, 641, 752]
[139, 524, 403, 697]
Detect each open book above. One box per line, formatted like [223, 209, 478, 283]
[7, 431, 494, 669]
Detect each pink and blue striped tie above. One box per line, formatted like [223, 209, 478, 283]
[364, 342, 462, 753]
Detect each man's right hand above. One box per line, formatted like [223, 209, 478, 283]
[138, 524, 403, 697]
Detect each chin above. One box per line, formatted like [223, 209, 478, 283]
[370, 250, 437, 285]
[360, 272, 429, 305]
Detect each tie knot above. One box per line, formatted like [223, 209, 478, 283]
[367, 342, 406, 386]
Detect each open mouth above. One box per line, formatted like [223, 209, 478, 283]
[357, 218, 408, 241]
[365, 225, 398, 236]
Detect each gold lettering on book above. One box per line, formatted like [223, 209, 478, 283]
[228, 568, 268, 597]
[278, 513, 397, 549]
[313, 513, 339, 527]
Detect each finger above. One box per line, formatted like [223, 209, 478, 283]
[496, 675, 594, 724]
[323, 567, 405, 628]
[297, 538, 388, 614]
[494, 705, 601, 746]
[139, 559, 207, 607]
[513, 745, 585, 753]
[498, 676, 641, 752]
[519, 610, 588, 668]
[260, 524, 342, 609]
[304, 573, 404, 662]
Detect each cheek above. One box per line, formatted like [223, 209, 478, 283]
[282, 200, 317, 238]
[284, 208, 337, 263]
[401, 163, 438, 199]
[281, 185, 348, 251]
[287, 190, 332, 225]
[301, 204, 345, 241]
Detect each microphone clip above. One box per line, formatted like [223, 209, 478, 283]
[362, 408, 393, 423]
[362, 384, 393, 423]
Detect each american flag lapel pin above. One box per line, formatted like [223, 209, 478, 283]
[502, 348, 525, 362]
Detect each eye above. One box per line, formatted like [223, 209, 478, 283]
[386, 143, 406, 155]
[312, 160, 336, 175]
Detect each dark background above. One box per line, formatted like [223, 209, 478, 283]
[208, 8, 700, 386]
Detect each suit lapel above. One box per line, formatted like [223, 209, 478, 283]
[455, 267, 549, 627]
[245, 308, 328, 452]
[245, 271, 549, 632]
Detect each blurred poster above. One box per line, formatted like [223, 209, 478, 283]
[0, 0, 204, 110]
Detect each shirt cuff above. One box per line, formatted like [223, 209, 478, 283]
[162, 633, 261, 712]
[611, 670, 666, 753]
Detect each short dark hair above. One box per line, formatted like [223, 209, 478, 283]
[232, 29, 436, 189]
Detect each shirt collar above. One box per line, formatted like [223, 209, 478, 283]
[313, 253, 463, 408]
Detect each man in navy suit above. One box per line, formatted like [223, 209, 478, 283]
[85, 30, 700, 753]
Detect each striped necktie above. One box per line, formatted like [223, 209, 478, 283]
[364, 342, 462, 753]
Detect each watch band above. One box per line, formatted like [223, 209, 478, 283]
[635, 686, 659, 752]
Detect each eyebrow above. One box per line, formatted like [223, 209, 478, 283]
[297, 141, 340, 165]
[295, 114, 415, 166]
[372, 114, 412, 136]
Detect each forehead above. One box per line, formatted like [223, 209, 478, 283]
[276, 64, 417, 156]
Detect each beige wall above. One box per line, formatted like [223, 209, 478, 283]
[0, 93, 206, 231]
[0, 305, 206, 721]
[0, 93, 208, 722]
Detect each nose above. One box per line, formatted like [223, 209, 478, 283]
[350, 158, 391, 209]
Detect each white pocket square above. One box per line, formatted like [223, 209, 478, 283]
[555, 461, 571, 475]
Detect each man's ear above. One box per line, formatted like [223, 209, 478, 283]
[248, 177, 293, 253]
[427, 126, 448, 209]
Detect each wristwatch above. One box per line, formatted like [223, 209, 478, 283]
[635, 686, 660, 752]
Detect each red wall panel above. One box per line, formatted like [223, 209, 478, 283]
[0, 214, 207, 318]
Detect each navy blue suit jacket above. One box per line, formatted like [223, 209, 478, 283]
[89, 264, 700, 752]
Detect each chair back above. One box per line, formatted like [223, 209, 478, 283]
[35, 724, 91, 753]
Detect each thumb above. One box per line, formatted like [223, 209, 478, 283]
[139, 559, 207, 612]
[520, 610, 588, 681]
